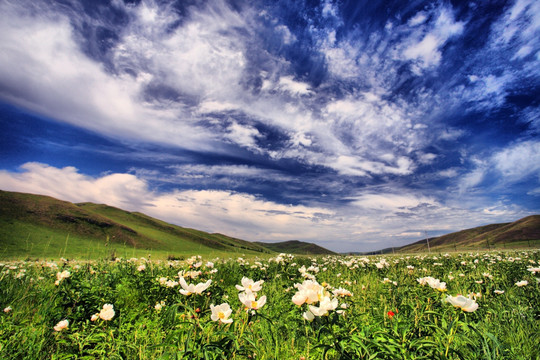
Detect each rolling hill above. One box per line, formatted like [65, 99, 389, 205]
[0, 190, 271, 259]
[397, 215, 540, 253]
[255, 240, 337, 255]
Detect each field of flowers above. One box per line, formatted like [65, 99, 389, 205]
[1, 250, 539, 359]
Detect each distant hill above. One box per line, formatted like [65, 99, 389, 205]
[0, 190, 270, 259]
[398, 215, 540, 253]
[255, 240, 336, 255]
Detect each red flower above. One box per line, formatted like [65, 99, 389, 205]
[387, 310, 395, 318]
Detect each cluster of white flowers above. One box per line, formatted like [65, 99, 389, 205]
[54, 319, 69, 332]
[157, 276, 179, 288]
[186, 255, 203, 268]
[208, 276, 268, 325]
[291, 279, 347, 321]
[91, 303, 115, 321]
[417, 276, 447, 292]
[179, 277, 212, 296]
[382, 277, 398, 286]
[154, 300, 166, 312]
[237, 277, 267, 311]
[269, 253, 295, 265]
[55, 270, 70, 285]
[178, 270, 202, 279]
[445, 295, 479, 312]
[375, 259, 390, 269]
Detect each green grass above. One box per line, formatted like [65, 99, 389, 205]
[1, 250, 539, 359]
[0, 220, 267, 261]
[0, 191, 272, 260]
[398, 215, 540, 253]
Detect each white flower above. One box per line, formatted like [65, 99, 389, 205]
[137, 264, 146, 272]
[445, 295, 479, 312]
[99, 304, 115, 321]
[494, 290, 505, 294]
[308, 296, 338, 317]
[302, 310, 315, 321]
[55, 270, 70, 285]
[515, 280, 528, 287]
[291, 280, 325, 306]
[332, 288, 353, 297]
[3, 306, 12, 313]
[235, 277, 264, 293]
[179, 277, 212, 296]
[210, 303, 233, 324]
[417, 277, 447, 291]
[482, 272, 493, 279]
[54, 319, 69, 332]
[154, 301, 165, 311]
[238, 291, 267, 310]
[527, 267, 540, 274]
[91, 313, 99, 321]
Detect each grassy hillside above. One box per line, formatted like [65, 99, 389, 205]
[0, 190, 270, 259]
[398, 215, 540, 253]
[255, 240, 336, 255]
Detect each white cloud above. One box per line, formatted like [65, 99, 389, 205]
[492, 140, 540, 181]
[437, 168, 459, 178]
[403, 34, 442, 69]
[225, 122, 262, 151]
[401, 6, 465, 72]
[277, 76, 313, 96]
[0, 0, 461, 180]
[0, 0, 224, 152]
[0, 163, 152, 209]
[0, 162, 335, 243]
[351, 192, 437, 212]
[0, 163, 534, 252]
[457, 140, 540, 194]
[458, 167, 486, 193]
[408, 12, 428, 27]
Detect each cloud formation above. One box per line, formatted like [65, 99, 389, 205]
[1, 163, 535, 252]
[0, 0, 538, 251]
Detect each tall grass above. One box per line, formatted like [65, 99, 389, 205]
[0, 250, 539, 359]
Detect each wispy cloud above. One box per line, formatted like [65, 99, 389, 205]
[1, 163, 535, 251]
[0, 0, 538, 251]
[458, 140, 540, 194]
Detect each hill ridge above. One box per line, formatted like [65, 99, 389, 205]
[397, 215, 540, 253]
[0, 190, 335, 258]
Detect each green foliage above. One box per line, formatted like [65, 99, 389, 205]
[0, 190, 272, 260]
[0, 250, 539, 359]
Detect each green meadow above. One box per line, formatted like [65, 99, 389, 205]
[1, 251, 539, 359]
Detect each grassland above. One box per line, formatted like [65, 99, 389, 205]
[0, 250, 539, 359]
[0, 190, 271, 260]
[398, 215, 540, 253]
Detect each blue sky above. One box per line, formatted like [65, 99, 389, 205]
[0, 0, 539, 252]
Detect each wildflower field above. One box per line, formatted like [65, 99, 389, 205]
[1, 251, 539, 359]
